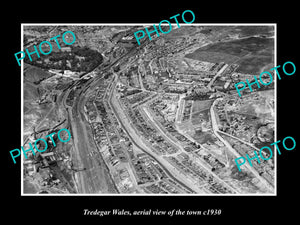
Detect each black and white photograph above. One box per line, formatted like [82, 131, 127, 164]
[21, 24, 276, 195]
[3, 4, 298, 224]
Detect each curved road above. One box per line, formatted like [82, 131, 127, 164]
[108, 78, 207, 193]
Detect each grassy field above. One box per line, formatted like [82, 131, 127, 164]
[24, 63, 54, 84]
[235, 55, 273, 74]
[198, 37, 272, 57]
[185, 36, 274, 75]
[191, 109, 210, 126]
[24, 83, 40, 101]
[232, 26, 274, 37]
[191, 100, 214, 113]
[185, 51, 240, 64]
[23, 179, 38, 193]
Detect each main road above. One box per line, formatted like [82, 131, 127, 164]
[108, 77, 213, 194]
[141, 105, 238, 193]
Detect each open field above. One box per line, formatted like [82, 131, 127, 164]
[192, 100, 214, 113]
[193, 37, 273, 57]
[235, 55, 273, 74]
[185, 36, 274, 74]
[190, 101, 213, 126]
[191, 109, 210, 125]
[196, 26, 274, 38]
[185, 51, 239, 64]
[232, 26, 274, 37]
[24, 83, 40, 101]
[24, 64, 54, 84]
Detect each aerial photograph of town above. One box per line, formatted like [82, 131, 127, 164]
[22, 24, 275, 195]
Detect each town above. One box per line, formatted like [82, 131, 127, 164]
[22, 25, 275, 194]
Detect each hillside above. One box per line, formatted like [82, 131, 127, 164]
[185, 36, 274, 75]
[24, 63, 54, 84]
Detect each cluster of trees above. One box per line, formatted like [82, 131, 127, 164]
[24, 46, 103, 72]
[185, 92, 211, 100]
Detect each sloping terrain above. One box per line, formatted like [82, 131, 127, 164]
[186, 36, 274, 75]
[184, 26, 274, 75]
[24, 63, 54, 84]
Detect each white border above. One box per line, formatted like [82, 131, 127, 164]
[21, 23, 277, 196]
